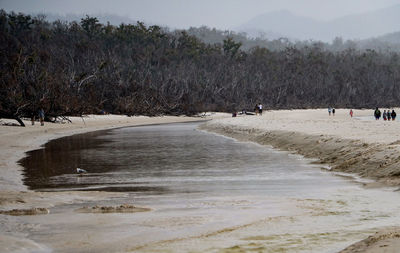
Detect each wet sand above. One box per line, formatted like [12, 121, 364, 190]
[203, 108, 400, 253]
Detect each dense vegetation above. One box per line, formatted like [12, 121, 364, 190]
[1, 10, 400, 125]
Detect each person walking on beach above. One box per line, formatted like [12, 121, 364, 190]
[328, 107, 332, 116]
[31, 112, 35, 125]
[383, 110, 387, 121]
[374, 108, 381, 120]
[349, 109, 353, 118]
[332, 108, 335, 116]
[254, 104, 259, 115]
[387, 110, 392, 121]
[258, 103, 263, 116]
[392, 110, 396, 121]
[39, 108, 45, 126]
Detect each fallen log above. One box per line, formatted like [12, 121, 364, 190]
[0, 112, 25, 127]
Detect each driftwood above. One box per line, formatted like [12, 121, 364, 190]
[49, 115, 72, 123]
[0, 111, 75, 127]
[61, 116, 72, 123]
[0, 112, 25, 127]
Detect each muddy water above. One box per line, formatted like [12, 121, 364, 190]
[20, 122, 400, 252]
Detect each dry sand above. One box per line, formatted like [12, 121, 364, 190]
[1, 110, 400, 252]
[203, 108, 400, 253]
[0, 113, 224, 252]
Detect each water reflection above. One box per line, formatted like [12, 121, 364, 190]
[20, 122, 348, 196]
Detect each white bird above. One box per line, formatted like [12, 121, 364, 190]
[76, 167, 87, 174]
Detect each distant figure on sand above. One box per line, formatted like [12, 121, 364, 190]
[374, 108, 381, 120]
[349, 109, 353, 118]
[254, 104, 259, 115]
[31, 112, 35, 125]
[332, 108, 335, 116]
[38, 108, 45, 126]
[392, 110, 397, 121]
[387, 110, 392, 121]
[328, 107, 332, 116]
[258, 103, 263, 115]
[383, 110, 387, 121]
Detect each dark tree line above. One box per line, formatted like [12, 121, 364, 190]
[1, 10, 400, 125]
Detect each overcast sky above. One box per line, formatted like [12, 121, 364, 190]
[1, 0, 400, 29]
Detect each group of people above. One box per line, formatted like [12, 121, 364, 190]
[374, 108, 396, 121]
[233, 103, 263, 117]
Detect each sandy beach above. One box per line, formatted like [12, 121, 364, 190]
[204, 108, 400, 252]
[1, 109, 400, 252]
[204, 109, 400, 185]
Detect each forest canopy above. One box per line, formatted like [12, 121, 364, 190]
[1, 10, 400, 124]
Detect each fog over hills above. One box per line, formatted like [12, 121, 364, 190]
[374, 31, 400, 44]
[236, 4, 400, 42]
[14, 8, 400, 49]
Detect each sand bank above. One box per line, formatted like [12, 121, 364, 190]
[339, 228, 400, 253]
[204, 109, 400, 186]
[203, 108, 400, 252]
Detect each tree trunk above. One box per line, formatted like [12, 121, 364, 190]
[0, 112, 26, 127]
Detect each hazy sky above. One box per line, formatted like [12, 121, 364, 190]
[1, 0, 400, 29]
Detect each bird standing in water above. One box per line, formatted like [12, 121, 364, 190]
[76, 167, 87, 174]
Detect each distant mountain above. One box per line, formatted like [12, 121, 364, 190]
[329, 5, 400, 41]
[373, 31, 400, 44]
[236, 5, 400, 42]
[236, 10, 322, 40]
[354, 31, 400, 52]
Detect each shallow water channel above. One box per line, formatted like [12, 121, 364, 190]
[20, 122, 400, 252]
